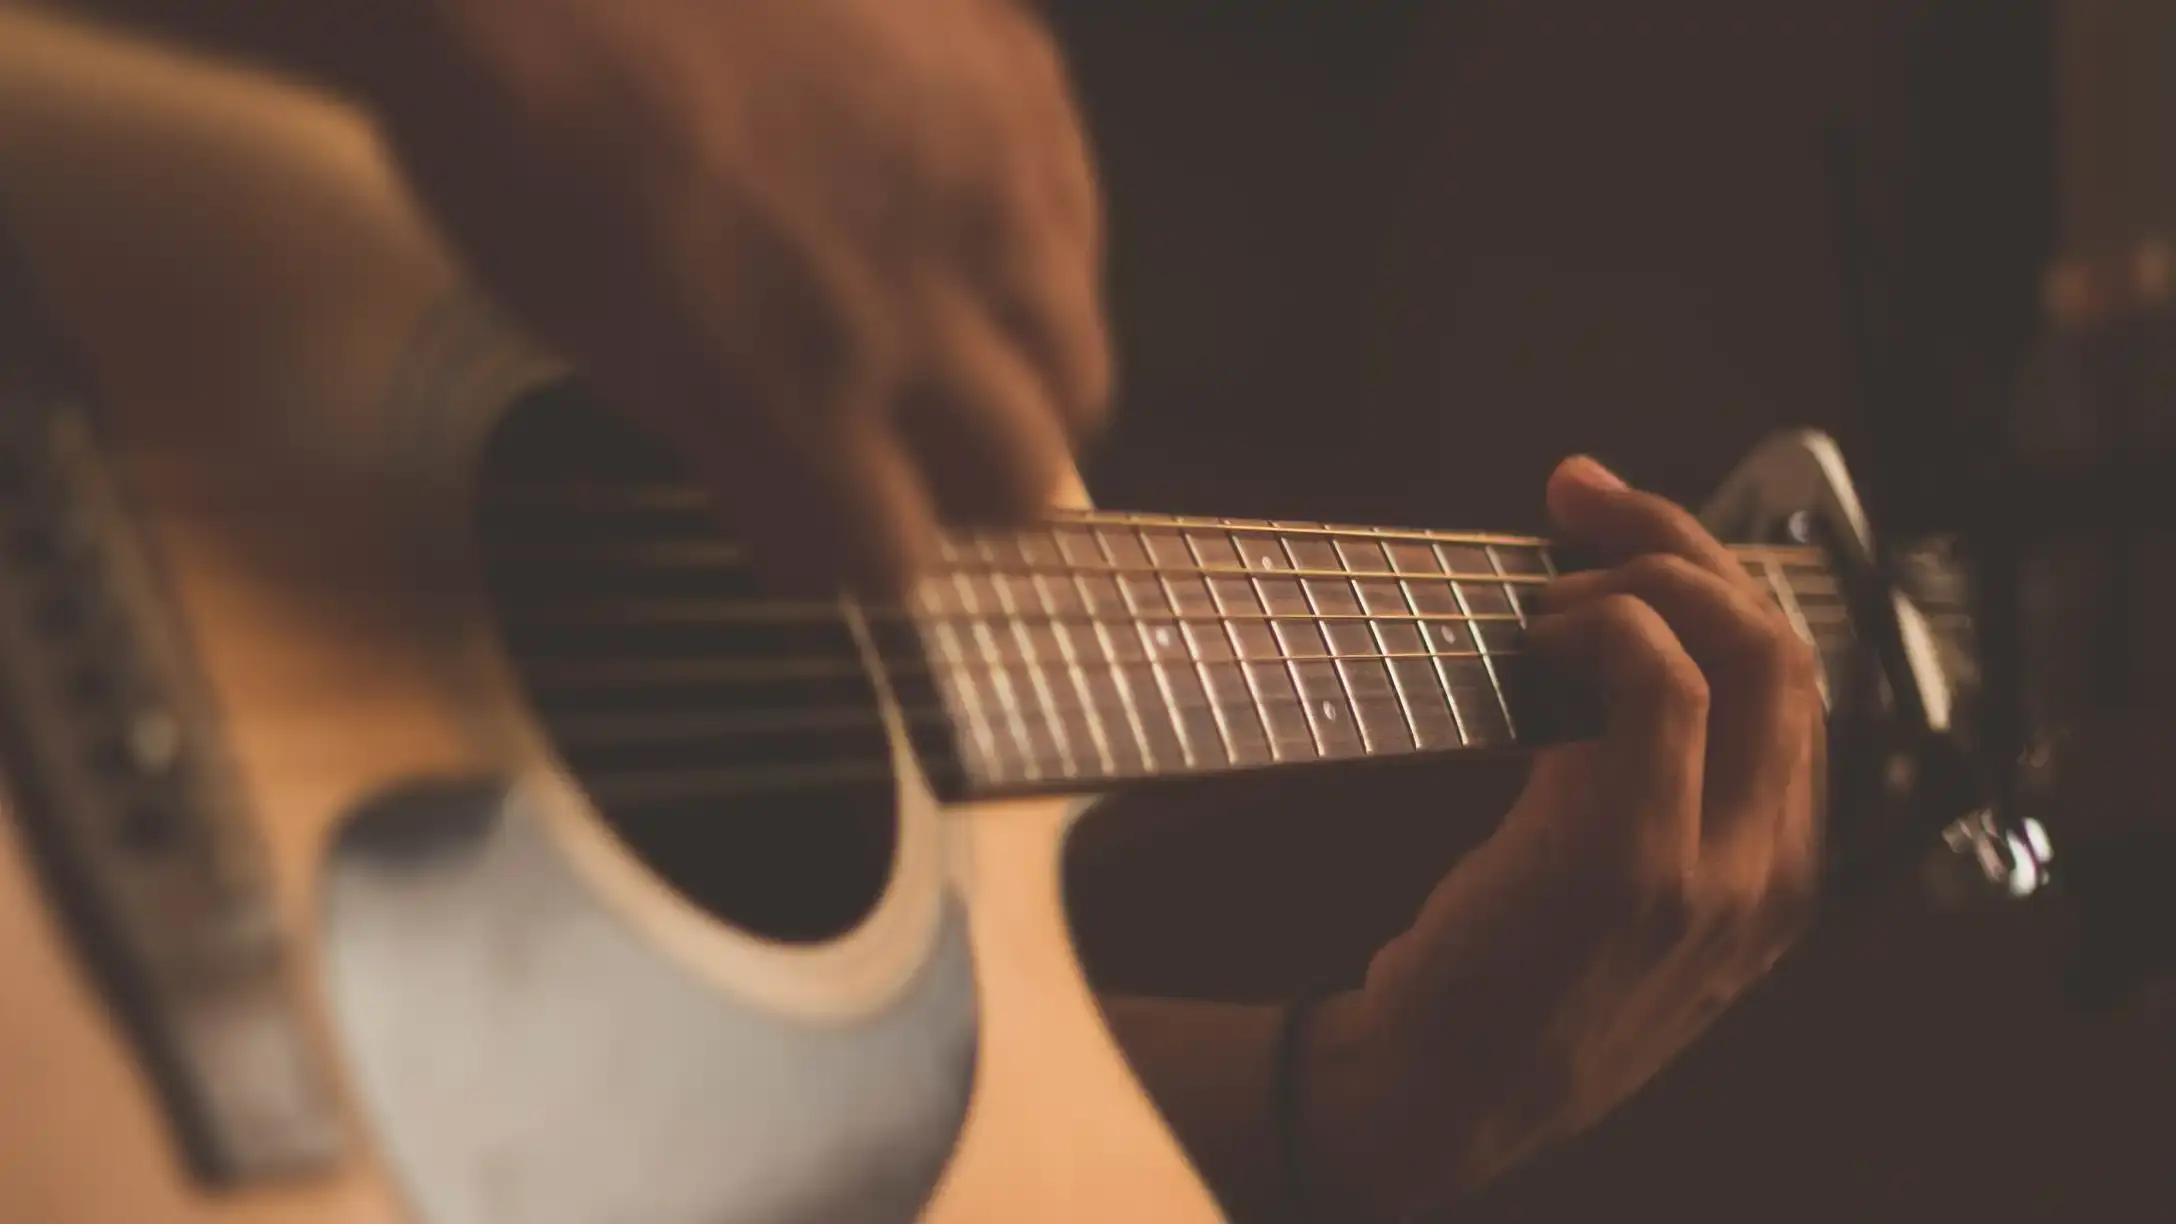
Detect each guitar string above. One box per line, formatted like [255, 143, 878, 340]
[498, 591, 1878, 681]
[526, 624, 1866, 733]
[524, 615, 1881, 736]
[482, 482, 1835, 557]
[525, 622, 1876, 798]
[512, 628, 1869, 688]
[490, 556, 1845, 619]
[484, 544, 1835, 581]
[482, 490, 1874, 795]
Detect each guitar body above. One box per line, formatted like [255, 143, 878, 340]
[0, 10, 1222, 1224]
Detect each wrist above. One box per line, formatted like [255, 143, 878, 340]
[1286, 989, 1417, 1222]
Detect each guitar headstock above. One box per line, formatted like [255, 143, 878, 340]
[1703, 431, 2039, 904]
[1710, 408, 2176, 1013]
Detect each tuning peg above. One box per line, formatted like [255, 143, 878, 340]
[1923, 806, 2055, 910]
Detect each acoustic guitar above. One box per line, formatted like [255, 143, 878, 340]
[0, 10, 1967, 1224]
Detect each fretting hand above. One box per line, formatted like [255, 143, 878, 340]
[344, 0, 1109, 592]
[1306, 456, 1826, 1215]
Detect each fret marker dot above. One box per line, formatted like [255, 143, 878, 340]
[1440, 625, 1459, 644]
[1260, 554, 1277, 568]
[1154, 627, 1176, 648]
[1320, 701, 1338, 721]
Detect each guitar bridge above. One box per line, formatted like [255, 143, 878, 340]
[0, 283, 344, 1184]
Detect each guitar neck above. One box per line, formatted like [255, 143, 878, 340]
[882, 511, 1841, 797]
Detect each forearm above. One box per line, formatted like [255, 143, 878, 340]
[1102, 992, 1403, 1224]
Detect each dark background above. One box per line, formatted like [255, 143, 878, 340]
[1043, 2, 2176, 1220]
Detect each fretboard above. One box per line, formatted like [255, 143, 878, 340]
[885, 511, 1843, 795]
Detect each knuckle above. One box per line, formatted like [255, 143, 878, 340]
[1764, 853, 1822, 933]
[992, 429, 1068, 511]
[1625, 551, 1705, 591]
[1593, 593, 1711, 714]
[1738, 613, 1819, 704]
[1657, 650, 1711, 717]
[1626, 865, 1698, 947]
[1590, 592, 1659, 639]
[1057, 314, 1115, 424]
[1635, 494, 1711, 551]
[1701, 873, 1765, 932]
[1774, 625, 1822, 692]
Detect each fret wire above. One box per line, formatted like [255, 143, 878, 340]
[1162, 526, 1259, 766]
[1025, 539, 1119, 777]
[1050, 511, 1552, 551]
[948, 558, 1547, 586]
[1352, 532, 1433, 750]
[1760, 552, 1830, 707]
[1239, 530, 1334, 759]
[487, 535, 1823, 580]
[518, 628, 1855, 693]
[1402, 528, 1484, 745]
[480, 531, 1824, 587]
[522, 617, 1861, 791]
[545, 585, 1871, 784]
[1297, 540, 1366, 755]
[923, 645, 1504, 671]
[1296, 533, 1392, 752]
[1493, 546, 1527, 627]
[517, 602, 1531, 629]
[970, 650, 1554, 773]
[1340, 533, 1398, 750]
[976, 537, 1081, 779]
[1172, 526, 1254, 767]
[1071, 554, 1162, 776]
[949, 563, 1043, 781]
[1194, 529, 1307, 763]
[1055, 515, 1810, 563]
[1452, 541, 1518, 737]
[913, 580, 1005, 781]
[474, 485, 1826, 569]
[478, 484, 1552, 549]
[1495, 542, 1554, 738]
[1388, 544, 1466, 746]
[1470, 542, 1523, 731]
[1349, 529, 1418, 749]
[1105, 523, 1196, 771]
[1479, 537, 1531, 727]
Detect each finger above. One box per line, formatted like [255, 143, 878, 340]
[950, 188, 1112, 440]
[1523, 594, 1708, 878]
[1537, 554, 1818, 856]
[592, 334, 941, 598]
[581, 199, 945, 596]
[977, 225, 1112, 440]
[894, 282, 1075, 526]
[1763, 712, 1827, 940]
[986, 0, 1109, 280]
[677, 395, 941, 599]
[1545, 456, 1755, 596]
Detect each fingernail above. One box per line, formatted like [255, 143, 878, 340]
[1567, 455, 1626, 490]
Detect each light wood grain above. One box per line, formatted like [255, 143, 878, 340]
[0, 9, 1221, 1222]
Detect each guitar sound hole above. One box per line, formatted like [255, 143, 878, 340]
[474, 383, 897, 945]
